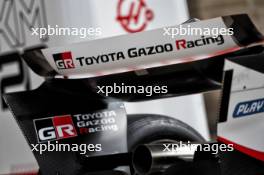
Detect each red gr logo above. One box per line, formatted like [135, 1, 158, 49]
[34, 115, 77, 142]
[116, 0, 154, 33]
[53, 51, 75, 69]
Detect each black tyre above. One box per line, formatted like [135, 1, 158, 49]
[127, 114, 205, 175]
[127, 114, 205, 151]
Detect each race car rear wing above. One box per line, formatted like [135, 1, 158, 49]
[3, 14, 264, 175]
[23, 14, 263, 79]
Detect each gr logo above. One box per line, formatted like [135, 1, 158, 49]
[53, 52, 75, 69]
[34, 115, 77, 142]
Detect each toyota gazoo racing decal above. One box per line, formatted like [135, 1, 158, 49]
[53, 35, 224, 70]
[34, 110, 120, 143]
[40, 17, 240, 78]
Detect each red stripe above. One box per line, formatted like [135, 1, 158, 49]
[9, 173, 38, 175]
[218, 136, 264, 161]
[211, 46, 240, 57]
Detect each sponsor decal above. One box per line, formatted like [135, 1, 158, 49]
[73, 111, 118, 135]
[116, 0, 154, 33]
[53, 35, 225, 68]
[34, 110, 119, 143]
[233, 98, 264, 118]
[175, 35, 224, 50]
[53, 52, 75, 69]
[34, 115, 78, 142]
[76, 43, 173, 66]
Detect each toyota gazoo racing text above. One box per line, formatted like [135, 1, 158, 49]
[34, 110, 119, 143]
[53, 35, 225, 69]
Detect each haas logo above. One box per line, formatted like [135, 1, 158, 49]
[116, 0, 154, 33]
[34, 115, 77, 142]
